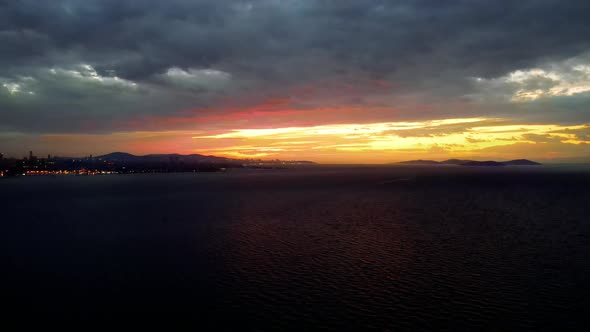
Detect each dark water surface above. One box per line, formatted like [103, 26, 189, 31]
[2, 166, 590, 330]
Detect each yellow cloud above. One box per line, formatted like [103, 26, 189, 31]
[192, 118, 590, 163]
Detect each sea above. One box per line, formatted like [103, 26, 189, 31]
[1, 165, 589, 330]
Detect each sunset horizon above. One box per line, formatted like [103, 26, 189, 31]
[2, 114, 588, 164]
[3, 114, 589, 163]
[2, 2, 590, 163]
[3, 2, 590, 329]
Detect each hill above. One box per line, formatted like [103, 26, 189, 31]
[397, 159, 542, 166]
[95, 152, 316, 166]
[461, 161, 506, 167]
[97, 152, 231, 163]
[398, 160, 440, 165]
[503, 159, 543, 166]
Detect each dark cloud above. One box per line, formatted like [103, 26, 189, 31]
[551, 125, 590, 141]
[1, 0, 590, 135]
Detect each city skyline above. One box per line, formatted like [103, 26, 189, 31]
[0, 148, 568, 166]
[1, 1, 590, 163]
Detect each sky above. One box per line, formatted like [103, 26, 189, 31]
[1, 0, 590, 163]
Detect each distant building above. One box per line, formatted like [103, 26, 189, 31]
[28, 151, 37, 163]
[0, 153, 3, 160]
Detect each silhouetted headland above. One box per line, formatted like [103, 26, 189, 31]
[0, 151, 316, 177]
[398, 159, 542, 166]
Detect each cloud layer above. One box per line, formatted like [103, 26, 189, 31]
[1, 1, 590, 160]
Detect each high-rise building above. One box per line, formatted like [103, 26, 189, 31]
[0, 153, 3, 160]
[29, 151, 33, 160]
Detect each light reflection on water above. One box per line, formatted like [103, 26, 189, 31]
[1, 166, 589, 330]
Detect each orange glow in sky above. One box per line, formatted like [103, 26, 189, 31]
[5, 115, 583, 163]
[187, 118, 590, 163]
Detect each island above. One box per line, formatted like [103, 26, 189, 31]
[397, 159, 542, 166]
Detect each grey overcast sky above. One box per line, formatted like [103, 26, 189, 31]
[1, 0, 589, 162]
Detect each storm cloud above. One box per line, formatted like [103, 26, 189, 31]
[1, 0, 590, 159]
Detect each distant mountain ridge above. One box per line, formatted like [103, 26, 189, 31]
[95, 152, 316, 165]
[96, 152, 232, 163]
[398, 159, 542, 166]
